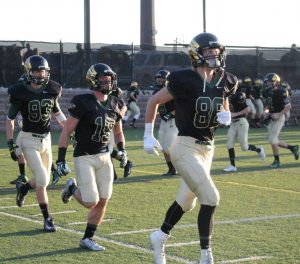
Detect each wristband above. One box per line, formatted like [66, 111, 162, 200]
[57, 147, 67, 162]
[144, 123, 154, 138]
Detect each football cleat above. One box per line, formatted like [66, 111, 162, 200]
[223, 165, 237, 172]
[16, 182, 28, 207]
[199, 248, 214, 264]
[10, 174, 28, 185]
[130, 122, 137, 128]
[124, 160, 133, 178]
[258, 146, 266, 161]
[270, 160, 280, 169]
[44, 217, 57, 232]
[61, 178, 77, 204]
[291, 145, 299, 160]
[149, 230, 170, 264]
[80, 238, 105, 251]
[163, 169, 177, 176]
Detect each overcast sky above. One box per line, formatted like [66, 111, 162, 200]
[1, 0, 298, 48]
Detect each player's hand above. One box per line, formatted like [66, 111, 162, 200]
[7, 139, 19, 161]
[56, 161, 71, 177]
[217, 110, 231, 126]
[143, 136, 162, 156]
[118, 150, 128, 168]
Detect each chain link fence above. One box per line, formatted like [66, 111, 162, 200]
[0, 40, 299, 90]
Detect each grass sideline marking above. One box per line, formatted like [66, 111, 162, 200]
[0, 211, 192, 264]
[110, 214, 300, 236]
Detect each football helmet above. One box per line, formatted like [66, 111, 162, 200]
[263, 73, 280, 89]
[23, 55, 50, 85]
[253, 78, 263, 87]
[86, 63, 117, 94]
[188, 32, 225, 68]
[130, 81, 138, 89]
[243, 76, 252, 85]
[155, 69, 170, 88]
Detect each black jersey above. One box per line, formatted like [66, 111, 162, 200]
[68, 93, 126, 157]
[167, 69, 237, 142]
[237, 84, 252, 98]
[252, 85, 263, 99]
[127, 88, 139, 104]
[153, 88, 175, 121]
[7, 80, 62, 134]
[264, 87, 290, 113]
[229, 91, 248, 119]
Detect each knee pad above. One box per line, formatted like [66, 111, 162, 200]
[177, 198, 197, 212]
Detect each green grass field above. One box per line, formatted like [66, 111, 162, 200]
[0, 127, 299, 263]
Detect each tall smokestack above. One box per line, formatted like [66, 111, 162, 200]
[140, 0, 156, 50]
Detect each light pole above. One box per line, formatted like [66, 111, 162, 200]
[203, 0, 206, 32]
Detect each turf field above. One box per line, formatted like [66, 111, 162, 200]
[0, 126, 299, 263]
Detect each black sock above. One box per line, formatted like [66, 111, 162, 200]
[167, 161, 175, 171]
[274, 155, 280, 162]
[18, 163, 25, 175]
[131, 118, 136, 124]
[83, 223, 97, 239]
[39, 203, 49, 220]
[287, 145, 294, 151]
[228, 148, 235, 167]
[198, 204, 216, 249]
[248, 144, 258, 152]
[161, 201, 184, 234]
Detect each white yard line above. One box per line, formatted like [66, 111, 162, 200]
[109, 213, 300, 235]
[32, 210, 77, 217]
[0, 204, 39, 209]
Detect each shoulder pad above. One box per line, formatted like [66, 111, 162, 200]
[111, 96, 127, 117]
[45, 80, 62, 96]
[224, 72, 238, 97]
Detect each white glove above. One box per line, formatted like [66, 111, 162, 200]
[143, 135, 163, 156]
[217, 110, 231, 126]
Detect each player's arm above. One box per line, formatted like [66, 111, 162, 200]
[6, 102, 20, 161]
[53, 111, 67, 128]
[58, 116, 79, 149]
[144, 87, 174, 155]
[113, 121, 128, 168]
[145, 87, 174, 123]
[231, 106, 250, 118]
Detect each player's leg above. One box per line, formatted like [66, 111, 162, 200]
[224, 122, 237, 171]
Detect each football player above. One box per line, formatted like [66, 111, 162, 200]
[238, 76, 257, 127]
[57, 63, 127, 251]
[144, 32, 237, 264]
[6, 55, 67, 232]
[252, 78, 264, 128]
[122, 81, 141, 128]
[223, 91, 266, 172]
[263, 73, 299, 168]
[152, 69, 178, 176]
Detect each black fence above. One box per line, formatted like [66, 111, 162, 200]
[1, 40, 300, 90]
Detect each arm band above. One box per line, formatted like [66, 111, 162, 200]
[55, 112, 67, 123]
[57, 147, 67, 162]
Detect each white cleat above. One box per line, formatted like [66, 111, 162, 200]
[149, 230, 170, 264]
[80, 238, 105, 251]
[223, 165, 237, 172]
[61, 178, 77, 204]
[199, 248, 214, 264]
[258, 146, 266, 160]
